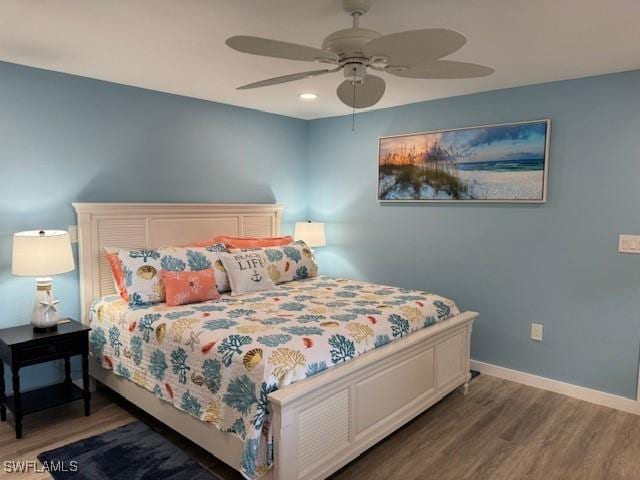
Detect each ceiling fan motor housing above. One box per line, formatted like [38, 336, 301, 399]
[322, 28, 381, 60]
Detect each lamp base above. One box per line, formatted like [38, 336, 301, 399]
[33, 325, 58, 334]
[31, 277, 61, 331]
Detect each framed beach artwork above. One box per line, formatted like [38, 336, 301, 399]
[378, 119, 551, 202]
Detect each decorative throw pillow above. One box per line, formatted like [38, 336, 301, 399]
[161, 270, 220, 306]
[104, 249, 129, 301]
[200, 243, 232, 293]
[180, 239, 229, 249]
[111, 243, 231, 306]
[169, 242, 231, 294]
[230, 240, 318, 284]
[218, 251, 278, 296]
[215, 235, 294, 249]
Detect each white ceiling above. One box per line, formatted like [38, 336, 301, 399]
[1, 0, 639, 120]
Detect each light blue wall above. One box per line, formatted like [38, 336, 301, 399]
[2, 59, 639, 400]
[0, 61, 308, 391]
[307, 71, 640, 399]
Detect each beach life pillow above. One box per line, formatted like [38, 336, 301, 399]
[110, 244, 231, 306]
[218, 251, 278, 296]
[230, 240, 318, 284]
[161, 269, 220, 306]
[215, 235, 294, 249]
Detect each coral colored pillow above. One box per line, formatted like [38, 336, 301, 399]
[215, 235, 294, 249]
[105, 251, 129, 301]
[161, 270, 220, 306]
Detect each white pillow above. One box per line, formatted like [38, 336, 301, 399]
[218, 251, 279, 296]
[230, 240, 318, 284]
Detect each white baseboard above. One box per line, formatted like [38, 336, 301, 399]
[471, 359, 640, 415]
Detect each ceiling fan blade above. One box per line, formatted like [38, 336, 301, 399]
[226, 35, 338, 63]
[237, 69, 335, 90]
[337, 74, 386, 108]
[387, 60, 494, 79]
[363, 29, 466, 67]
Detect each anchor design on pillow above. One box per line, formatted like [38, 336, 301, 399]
[251, 270, 263, 282]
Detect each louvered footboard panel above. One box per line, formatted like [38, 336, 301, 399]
[269, 313, 475, 480]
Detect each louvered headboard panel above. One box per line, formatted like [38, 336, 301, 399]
[72, 203, 284, 324]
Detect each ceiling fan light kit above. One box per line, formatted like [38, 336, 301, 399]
[226, 0, 494, 110]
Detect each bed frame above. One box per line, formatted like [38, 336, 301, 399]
[73, 202, 477, 480]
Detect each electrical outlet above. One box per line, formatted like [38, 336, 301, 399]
[531, 323, 543, 342]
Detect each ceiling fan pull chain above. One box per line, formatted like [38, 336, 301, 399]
[352, 74, 356, 131]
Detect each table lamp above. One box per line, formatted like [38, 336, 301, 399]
[12, 230, 75, 332]
[294, 221, 326, 248]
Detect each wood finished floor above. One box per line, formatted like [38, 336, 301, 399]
[1, 374, 639, 480]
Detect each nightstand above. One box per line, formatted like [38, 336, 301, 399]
[0, 319, 91, 439]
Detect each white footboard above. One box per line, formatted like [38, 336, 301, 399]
[269, 311, 477, 480]
[90, 311, 475, 480]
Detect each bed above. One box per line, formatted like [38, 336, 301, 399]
[73, 202, 478, 480]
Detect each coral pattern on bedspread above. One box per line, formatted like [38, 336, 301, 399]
[89, 276, 460, 479]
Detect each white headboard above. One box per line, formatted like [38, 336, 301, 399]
[72, 202, 284, 324]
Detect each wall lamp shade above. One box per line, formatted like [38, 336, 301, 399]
[12, 230, 75, 277]
[294, 222, 326, 247]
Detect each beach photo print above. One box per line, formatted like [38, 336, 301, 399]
[378, 120, 550, 202]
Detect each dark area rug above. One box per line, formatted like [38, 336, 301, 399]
[38, 421, 222, 480]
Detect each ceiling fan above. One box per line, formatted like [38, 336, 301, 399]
[226, 0, 494, 110]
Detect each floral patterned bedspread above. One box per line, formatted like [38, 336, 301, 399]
[89, 276, 460, 479]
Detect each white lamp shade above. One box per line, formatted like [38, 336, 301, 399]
[294, 222, 326, 247]
[12, 230, 75, 277]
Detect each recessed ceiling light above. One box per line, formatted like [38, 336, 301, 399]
[298, 93, 318, 101]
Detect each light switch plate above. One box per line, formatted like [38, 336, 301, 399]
[68, 225, 78, 243]
[619, 235, 640, 254]
[531, 323, 543, 342]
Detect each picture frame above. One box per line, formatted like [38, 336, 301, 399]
[378, 119, 551, 203]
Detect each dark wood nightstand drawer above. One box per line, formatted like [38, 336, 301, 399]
[17, 337, 81, 364]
